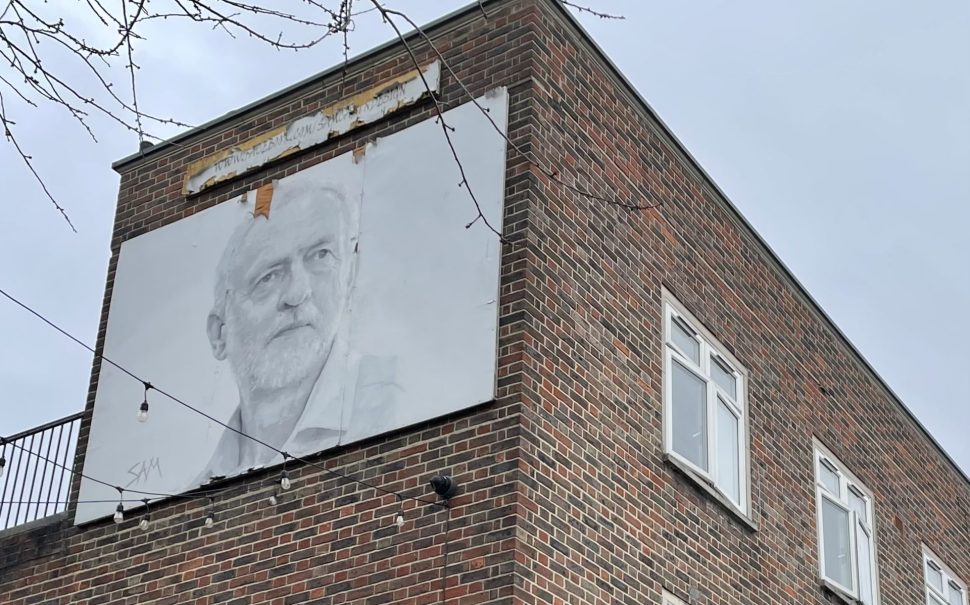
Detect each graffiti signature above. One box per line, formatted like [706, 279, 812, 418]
[125, 457, 162, 488]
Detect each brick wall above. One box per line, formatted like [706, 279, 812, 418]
[1, 1, 966, 604]
[512, 2, 969, 605]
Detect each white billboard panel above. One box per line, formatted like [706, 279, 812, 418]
[76, 89, 508, 524]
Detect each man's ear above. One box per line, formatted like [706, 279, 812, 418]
[207, 311, 228, 360]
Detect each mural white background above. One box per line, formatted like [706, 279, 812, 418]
[76, 89, 508, 524]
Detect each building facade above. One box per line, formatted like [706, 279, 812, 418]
[1, 0, 967, 604]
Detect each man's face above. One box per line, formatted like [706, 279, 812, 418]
[217, 190, 350, 392]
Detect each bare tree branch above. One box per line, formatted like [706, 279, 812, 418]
[0, 90, 77, 232]
[368, 0, 507, 242]
[121, 0, 148, 142]
[382, 6, 657, 212]
[1, 0, 630, 235]
[559, 1, 623, 20]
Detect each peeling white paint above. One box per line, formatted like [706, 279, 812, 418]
[183, 61, 441, 195]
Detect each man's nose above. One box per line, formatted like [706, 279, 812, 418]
[279, 264, 312, 308]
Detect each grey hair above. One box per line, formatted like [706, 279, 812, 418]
[210, 179, 360, 321]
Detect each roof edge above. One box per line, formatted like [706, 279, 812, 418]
[539, 0, 970, 486]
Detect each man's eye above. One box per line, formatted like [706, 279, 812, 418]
[255, 269, 281, 287]
[306, 247, 333, 264]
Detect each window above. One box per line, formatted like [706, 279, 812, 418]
[814, 445, 879, 604]
[662, 296, 748, 514]
[924, 549, 967, 605]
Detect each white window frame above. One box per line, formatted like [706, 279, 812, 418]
[813, 442, 880, 605]
[662, 292, 749, 515]
[924, 547, 968, 605]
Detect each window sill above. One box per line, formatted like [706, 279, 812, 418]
[663, 453, 758, 532]
[819, 578, 862, 604]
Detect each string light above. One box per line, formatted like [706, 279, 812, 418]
[3, 416, 452, 537]
[0, 288, 454, 538]
[138, 499, 151, 531]
[0, 455, 5, 479]
[137, 382, 151, 423]
[280, 456, 292, 491]
[0, 287, 446, 508]
[113, 487, 125, 524]
[203, 499, 216, 529]
[394, 494, 405, 528]
[3, 427, 447, 534]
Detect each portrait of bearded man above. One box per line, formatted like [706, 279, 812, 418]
[197, 177, 397, 482]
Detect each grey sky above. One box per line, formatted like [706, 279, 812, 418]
[1, 1, 967, 474]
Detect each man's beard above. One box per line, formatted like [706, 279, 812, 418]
[228, 326, 335, 392]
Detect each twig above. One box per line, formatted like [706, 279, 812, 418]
[369, 0, 508, 243]
[560, 1, 624, 20]
[382, 7, 657, 213]
[0, 91, 76, 231]
[121, 0, 147, 142]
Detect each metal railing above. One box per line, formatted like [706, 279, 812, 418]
[0, 412, 83, 531]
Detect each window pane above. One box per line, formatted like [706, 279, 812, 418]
[716, 400, 740, 505]
[671, 318, 700, 364]
[821, 497, 853, 590]
[848, 489, 868, 524]
[929, 595, 946, 605]
[928, 563, 945, 594]
[948, 584, 964, 605]
[818, 460, 841, 497]
[856, 522, 874, 605]
[671, 360, 708, 470]
[711, 356, 737, 399]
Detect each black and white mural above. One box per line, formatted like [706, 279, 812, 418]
[76, 89, 508, 524]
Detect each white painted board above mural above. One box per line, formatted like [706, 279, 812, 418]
[75, 88, 509, 524]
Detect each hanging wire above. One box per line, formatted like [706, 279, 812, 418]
[0, 286, 447, 515]
[0, 435, 225, 501]
[438, 500, 451, 605]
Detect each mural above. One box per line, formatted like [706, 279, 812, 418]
[75, 88, 508, 524]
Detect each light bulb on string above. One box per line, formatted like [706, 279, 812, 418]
[137, 382, 152, 423]
[0, 455, 6, 479]
[280, 470, 292, 491]
[203, 498, 215, 529]
[394, 494, 405, 528]
[267, 490, 279, 506]
[138, 499, 150, 531]
[113, 488, 125, 524]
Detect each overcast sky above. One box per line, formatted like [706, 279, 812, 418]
[1, 0, 967, 475]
